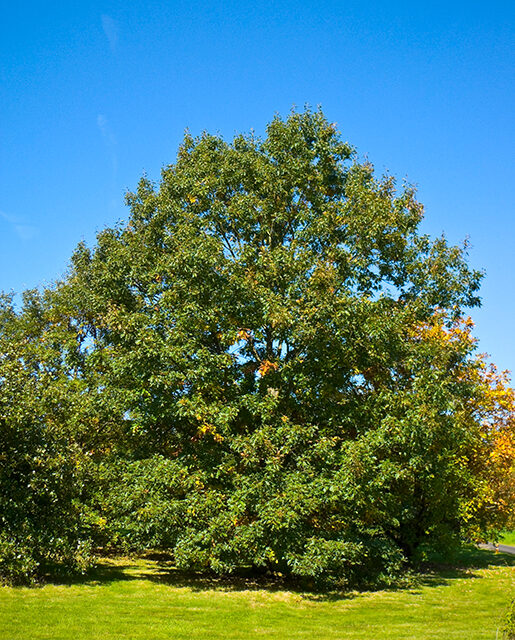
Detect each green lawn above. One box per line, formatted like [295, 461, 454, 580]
[0, 548, 513, 640]
[499, 531, 515, 546]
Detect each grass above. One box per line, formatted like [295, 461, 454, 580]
[499, 531, 515, 546]
[0, 547, 513, 639]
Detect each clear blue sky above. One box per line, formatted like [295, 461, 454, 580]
[1, 1, 514, 372]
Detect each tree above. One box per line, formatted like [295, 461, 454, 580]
[1, 108, 512, 586]
[0, 291, 93, 583]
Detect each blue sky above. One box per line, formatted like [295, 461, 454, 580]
[1, 1, 514, 372]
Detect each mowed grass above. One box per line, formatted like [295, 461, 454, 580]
[499, 531, 515, 546]
[0, 548, 513, 640]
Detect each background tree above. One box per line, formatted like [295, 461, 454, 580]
[0, 291, 93, 583]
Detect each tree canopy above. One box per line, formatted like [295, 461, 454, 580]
[1, 108, 513, 585]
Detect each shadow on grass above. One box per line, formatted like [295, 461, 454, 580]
[409, 545, 515, 591]
[40, 560, 141, 588]
[40, 545, 515, 602]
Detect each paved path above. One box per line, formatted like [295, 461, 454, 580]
[478, 542, 515, 556]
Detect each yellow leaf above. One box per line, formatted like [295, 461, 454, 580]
[258, 360, 279, 376]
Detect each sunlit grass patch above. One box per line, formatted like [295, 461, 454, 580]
[0, 547, 513, 640]
[499, 531, 515, 546]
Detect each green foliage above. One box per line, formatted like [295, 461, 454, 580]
[86, 456, 188, 552]
[0, 293, 93, 583]
[1, 107, 510, 586]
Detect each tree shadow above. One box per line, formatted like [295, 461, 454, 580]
[38, 544, 515, 602]
[40, 560, 143, 588]
[401, 545, 515, 593]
